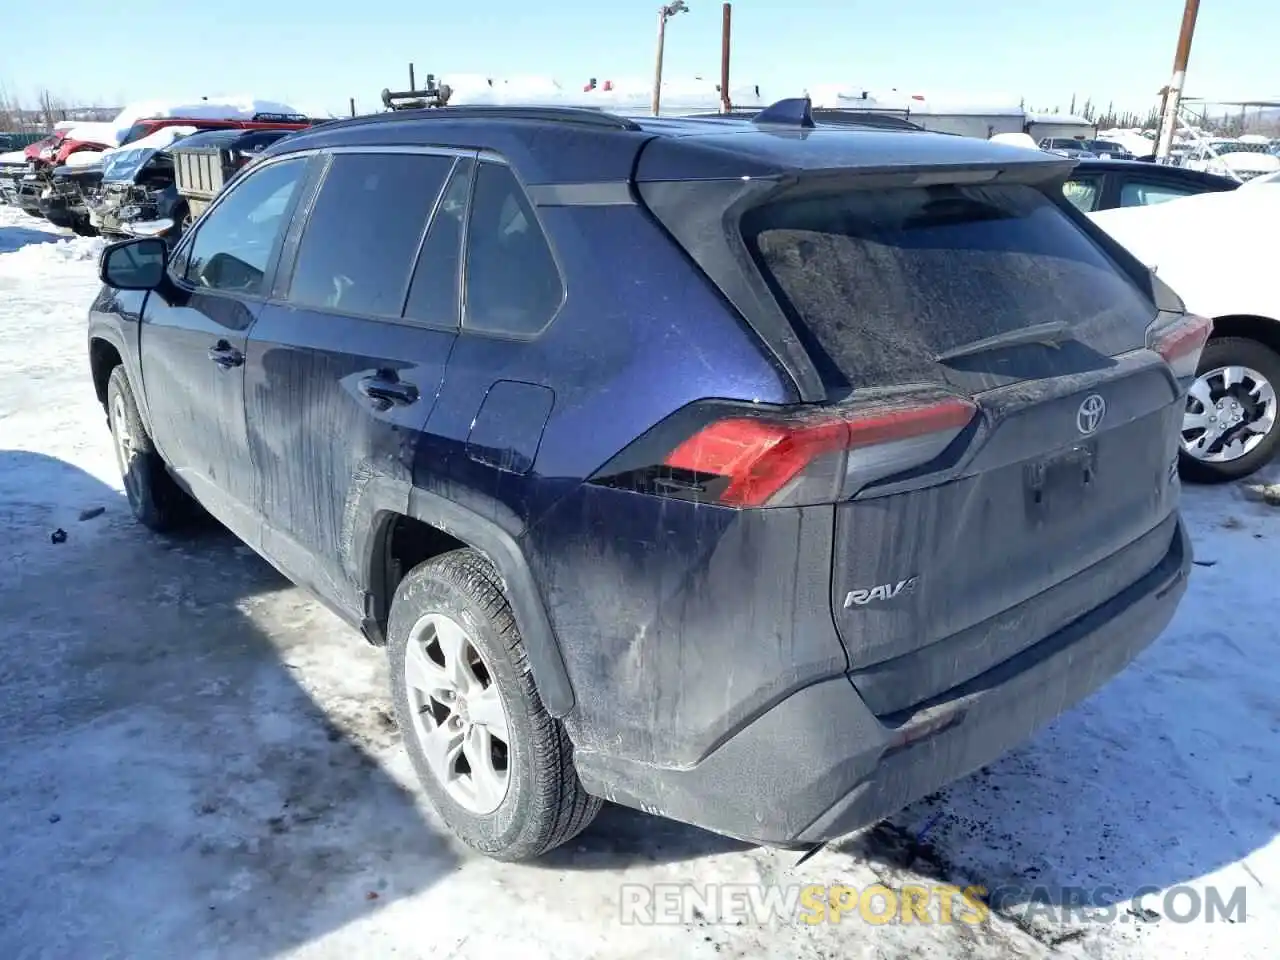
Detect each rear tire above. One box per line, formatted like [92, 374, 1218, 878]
[388, 548, 601, 861]
[105, 366, 194, 531]
[1178, 336, 1280, 484]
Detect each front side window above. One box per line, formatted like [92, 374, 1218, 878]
[287, 152, 454, 316]
[462, 162, 563, 336]
[184, 157, 307, 296]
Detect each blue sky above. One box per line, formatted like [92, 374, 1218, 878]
[7, 0, 1275, 116]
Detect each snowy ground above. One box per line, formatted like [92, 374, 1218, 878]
[1, 203, 1277, 960]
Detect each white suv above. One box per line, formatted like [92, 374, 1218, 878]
[1091, 188, 1280, 482]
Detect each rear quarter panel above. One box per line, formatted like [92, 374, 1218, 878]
[416, 201, 826, 766]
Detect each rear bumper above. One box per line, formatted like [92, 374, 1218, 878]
[577, 518, 1191, 845]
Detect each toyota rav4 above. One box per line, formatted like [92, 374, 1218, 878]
[87, 100, 1201, 861]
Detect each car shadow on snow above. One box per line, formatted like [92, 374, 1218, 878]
[0, 223, 64, 255]
[539, 803, 753, 869]
[0, 451, 457, 958]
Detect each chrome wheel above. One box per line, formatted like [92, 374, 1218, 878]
[109, 393, 141, 504]
[403, 612, 511, 815]
[1182, 365, 1277, 463]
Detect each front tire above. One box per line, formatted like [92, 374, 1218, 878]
[388, 549, 601, 861]
[105, 366, 193, 531]
[1178, 336, 1280, 484]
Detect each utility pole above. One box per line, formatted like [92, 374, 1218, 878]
[1155, 0, 1201, 160]
[719, 3, 732, 113]
[652, 1, 688, 116]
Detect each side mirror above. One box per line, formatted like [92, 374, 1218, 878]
[99, 237, 168, 291]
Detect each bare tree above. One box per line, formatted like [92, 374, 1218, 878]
[0, 83, 24, 131]
[38, 88, 68, 127]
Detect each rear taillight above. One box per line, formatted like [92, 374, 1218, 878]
[592, 394, 978, 508]
[1147, 312, 1212, 381]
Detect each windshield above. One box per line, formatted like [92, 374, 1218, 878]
[101, 147, 158, 182]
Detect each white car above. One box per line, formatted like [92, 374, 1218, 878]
[1090, 189, 1280, 482]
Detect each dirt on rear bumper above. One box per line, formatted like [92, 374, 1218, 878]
[576, 518, 1191, 846]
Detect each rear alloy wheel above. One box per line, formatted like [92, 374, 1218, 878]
[405, 612, 512, 815]
[1179, 336, 1280, 483]
[388, 549, 601, 860]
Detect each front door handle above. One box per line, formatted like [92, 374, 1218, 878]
[358, 375, 419, 408]
[207, 341, 244, 368]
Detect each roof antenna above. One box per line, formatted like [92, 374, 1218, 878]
[753, 96, 815, 128]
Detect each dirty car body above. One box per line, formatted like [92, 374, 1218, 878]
[88, 102, 1203, 852]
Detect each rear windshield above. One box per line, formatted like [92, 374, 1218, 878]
[741, 183, 1156, 388]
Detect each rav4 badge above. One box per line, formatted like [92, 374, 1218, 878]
[844, 577, 918, 608]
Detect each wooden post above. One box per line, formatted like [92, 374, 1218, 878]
[720, 3, 732, 113]
[1155, 0, 1201, 160]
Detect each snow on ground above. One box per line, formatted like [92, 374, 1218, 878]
[0, 202, 1277, 959]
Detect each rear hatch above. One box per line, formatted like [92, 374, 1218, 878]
[639, 157, 1206, 717]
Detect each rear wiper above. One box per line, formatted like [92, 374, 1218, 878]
[934, 321, 1073, 363]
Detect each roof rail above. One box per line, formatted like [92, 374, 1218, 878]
[405, 104, 643, 131]
[753, 97, 816, 129]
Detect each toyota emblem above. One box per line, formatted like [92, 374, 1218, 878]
[1076, 394, 1106, 435]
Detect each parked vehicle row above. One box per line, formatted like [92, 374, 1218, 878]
[88, 99, 1202, 860]
[0, 101, 316, 239]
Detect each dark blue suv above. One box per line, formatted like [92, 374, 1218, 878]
[88, 100, 1202, 860]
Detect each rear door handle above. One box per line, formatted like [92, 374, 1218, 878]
[358, 375, 419, 407]
[207, 341, 244, 368]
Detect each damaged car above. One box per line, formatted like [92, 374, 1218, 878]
[84, 127, 296, 243]
[13, 123, 114, 218]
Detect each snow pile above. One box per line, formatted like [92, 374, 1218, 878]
[107, 125, 199, 156]
[1098, 128, 1157, 157]
[441, 74, 770, 113]
[809, 85, 1025, 116]
[64, 150, 106, 169]
[989, 131, 1039, 150]
[110, 96, 302, 141]
[0, 230, 101, 266]
[62, 121, 123, 148]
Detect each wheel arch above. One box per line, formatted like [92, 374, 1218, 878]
[89, 335, 123, 408]
[1208, 314, 1280, 358]
[350, 476, 575, 718]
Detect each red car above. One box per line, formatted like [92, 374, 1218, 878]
[115, 113, 313, 150]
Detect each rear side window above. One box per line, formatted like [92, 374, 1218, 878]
[742, 183, 1157, 388]
[288, 152, 453, 317]
[463, 162, 563, 336]
[1119, 179, 1196, 207]
[1062, 175, 1103, 212]
[404, 158, 473, 328]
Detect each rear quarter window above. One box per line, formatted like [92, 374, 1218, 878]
[742, 183, 1158, 388]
